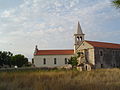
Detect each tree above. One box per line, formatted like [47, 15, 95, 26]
[112, 0, 120, 8]
[11, 54, 28, 67]
[0, 51, 29, 68]
[68, 56, 78, 68]
[0, 51, 13, 66]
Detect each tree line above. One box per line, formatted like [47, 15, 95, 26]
[0, 51, 30, 68]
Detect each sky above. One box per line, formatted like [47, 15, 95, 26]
[0, 0, 120, 60]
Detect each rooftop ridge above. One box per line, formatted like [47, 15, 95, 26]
[85, 40, 120, 45]
[37, 49, 74, 51]
[85, 40, 120, 49]
[35, 49, 74, 55]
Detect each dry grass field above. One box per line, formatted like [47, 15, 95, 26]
[0, 68, 120, 90]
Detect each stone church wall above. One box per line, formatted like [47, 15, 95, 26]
[77, 42, 95, 65]
[94, 47, 120, 69]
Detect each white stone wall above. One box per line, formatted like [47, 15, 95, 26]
[88, 48, 95, 65]
[77, 41, 95, 65]
[34, 55, 73, 67]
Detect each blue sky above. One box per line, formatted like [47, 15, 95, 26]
[0, 0, 23, 11]
[0, 0, 120, 60]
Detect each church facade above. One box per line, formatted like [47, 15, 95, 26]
[33, 22, 120, 69]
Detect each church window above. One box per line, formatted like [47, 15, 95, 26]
[113, 64, 116, 67]
[43, 58, 46, 65]
[54, 58, 57, 64]
[101, 64, 103, 68]
[65, 58, 67, 64]
[32, 58, 34, 64]
[100, 51, 103, 56]
[77, 37, 79, 41]
[80, 37, 82, 41]
[85, 66, 88, 70]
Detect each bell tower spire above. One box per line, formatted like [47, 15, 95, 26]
[77, 21, 83, 34]
[74, 21, 85, 53]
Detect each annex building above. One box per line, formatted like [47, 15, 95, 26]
[33, 22, 120, 70]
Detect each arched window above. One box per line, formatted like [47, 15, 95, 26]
[80, 37, 82, 41]
[86, 66, 87, 70]
[77, 37, 79, 41]
[100, 51, 103, 56]
[65, 58, 67, 64]
[54, 58, 57, 64]
[43, 58, 46, 65]
[101, 64, 103, 68]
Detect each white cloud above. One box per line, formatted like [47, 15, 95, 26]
[0, 0, 120, 60]
[0, 9, 15, 18]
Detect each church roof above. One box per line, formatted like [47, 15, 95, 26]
[76, 21, 84, 34]
[86, 40, 120, 49]
[35, 49, 74, 55]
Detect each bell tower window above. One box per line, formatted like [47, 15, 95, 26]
[77, 37, 79, 41]
[80, 37, 82, 41]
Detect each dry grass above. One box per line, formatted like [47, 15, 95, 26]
[0, 69, 120, 90]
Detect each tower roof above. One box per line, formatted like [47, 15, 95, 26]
[77, 21, 84, 34]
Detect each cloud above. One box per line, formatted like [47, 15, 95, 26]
[0, 0, 120, 60]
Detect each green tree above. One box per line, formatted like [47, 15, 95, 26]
[0, 51, 13, 66]
[68, 56, 78, 68]
[11, 54, 28, 67]
[112, 0, 120, 8]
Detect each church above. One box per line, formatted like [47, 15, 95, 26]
[33, 22, 120, 70]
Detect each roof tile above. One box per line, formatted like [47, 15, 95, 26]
[35, 50, 74, 55]
[86, 40, 120, 49]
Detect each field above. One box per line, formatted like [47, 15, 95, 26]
[0, 68, 120, 90]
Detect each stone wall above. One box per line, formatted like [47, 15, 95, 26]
[94, 47, 120, 69]
[77, 41, 95, 65]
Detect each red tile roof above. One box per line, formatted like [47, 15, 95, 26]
[86, 40, 120, 49]
[35, 49, 74, 55]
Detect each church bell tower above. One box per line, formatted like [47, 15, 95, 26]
[74, 21, 85, 53]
